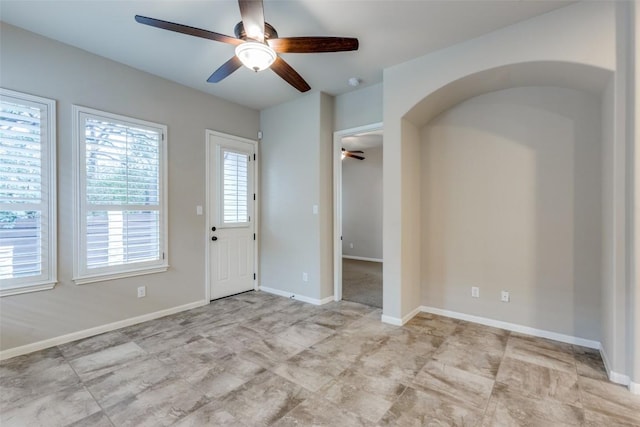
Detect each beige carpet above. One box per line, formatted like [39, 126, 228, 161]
[342, 258, 382, 308]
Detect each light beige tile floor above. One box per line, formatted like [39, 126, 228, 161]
[1, 291, 639, 426]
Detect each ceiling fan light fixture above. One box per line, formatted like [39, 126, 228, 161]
[235, 41, 277, 72]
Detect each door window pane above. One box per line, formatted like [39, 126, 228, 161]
[222, 150, 248, 224]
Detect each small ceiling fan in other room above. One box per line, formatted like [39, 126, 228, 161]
[134, 0, 359, 92]
[342, 148, 365, 160]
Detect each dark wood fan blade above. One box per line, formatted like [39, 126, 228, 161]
[268, 37, 359, 53]
[346, 153, 365, 160]
[135, 15, 242, 45]
[207, 56, 242, 83]
[238, 0, 265, 42]
[270, 57, 311, 92]
[349, 150, 364, 153]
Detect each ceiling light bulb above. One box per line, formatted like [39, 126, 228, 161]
[348, 77, 361, 87]
[235, 42, 277, 72]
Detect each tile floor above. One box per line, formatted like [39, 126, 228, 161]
[1, 291, 639, 426]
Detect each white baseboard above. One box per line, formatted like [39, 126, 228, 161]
[381, 305, 421, 326]
[342, 255, 383, 263]
[381, 315, 402, 326]
[420, 305, 600, 349]
[0, 300, 208, 361]
[594, 342, 639, 393]
[259, 286, 333, 306]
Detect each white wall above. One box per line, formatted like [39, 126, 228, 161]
[342, 146, 383, 260]
[0, 23, 259, 352]
[421, 87, 602, 340]
[383, 0, 616, 323]
[633, 1, 640, 391]
[333, 83, 383, 131]
[259, 92, 334, 302]
[384, 0, 638, 387]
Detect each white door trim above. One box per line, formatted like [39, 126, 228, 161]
[333, 122, 383, 302]
[205, 130, 259, 302]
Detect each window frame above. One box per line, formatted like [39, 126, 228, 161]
[72, 105, 168, 285]
[0, 88, 57, 297]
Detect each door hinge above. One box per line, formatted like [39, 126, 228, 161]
[253, 233, 256, 240]
[162, 252, 165, 259]
[253, 273, 256, 280]
[253, 153, 256, 161]
[253, 193, 256, 201]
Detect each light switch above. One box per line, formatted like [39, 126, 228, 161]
[196, 205, 203, 215]
[312, 204, 319, 215]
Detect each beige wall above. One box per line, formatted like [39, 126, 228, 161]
[333, 83, 383, 131]
[342, 146, 383, 260]
[259, 92, 334, 301]
[384, 0, 637, 386]
[421, 87, 602, 340]
[384, 1, 615, 323]
[0, 23, 259, 352]
[630, 0, 640, 390]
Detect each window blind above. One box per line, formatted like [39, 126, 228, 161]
[74, 106, 167, 283]
[0, 89, 56, 294]
[222, 150, 248, 224]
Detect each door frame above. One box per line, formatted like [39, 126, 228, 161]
[333, 122, 383, 302]
[205, 130, 259, 302]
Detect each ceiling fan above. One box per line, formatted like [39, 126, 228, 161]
[134, 0, 359, 92]
[342, 148, 365, 160]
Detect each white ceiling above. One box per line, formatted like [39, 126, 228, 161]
[0, 0, 574, 110]
[342, 129, 382, 152]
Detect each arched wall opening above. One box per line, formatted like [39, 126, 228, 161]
[380, 1, 637, 387]
[385, 59, 631, 378]
[419, 84, 604, 341]
[406, 61, 612, 344]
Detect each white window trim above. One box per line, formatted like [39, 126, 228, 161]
[0, 88, 57, 297]
[72, 105, 168, 285]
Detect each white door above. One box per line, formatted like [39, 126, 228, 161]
[208, 132, 256, 300]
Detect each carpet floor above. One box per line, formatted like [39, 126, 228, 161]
[342, 258, 383, 308]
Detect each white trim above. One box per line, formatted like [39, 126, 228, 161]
[0, 88, 57, 295]
[0, 281, 56, 297]
[381, 315, 402, 326]
[609, 371, 631, 386]
[629, 381, 640, 395]
[259, 286, 333, 306]
[596, 344, 634, 389]
[73, 266, 169, 285]
[333, 122, 383, 303]
[0, 300, 207, 361]
[420, 305, 600, 349]
[342, 255, 383, 263]
[205, 130, 259, 302]
[72, 105, 169, 284]
[382, 305, 421, 326]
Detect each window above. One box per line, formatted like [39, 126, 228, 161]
[73, 106, 167, 284]
[222, 150, 249, 225]
[0, 88, 56, 296]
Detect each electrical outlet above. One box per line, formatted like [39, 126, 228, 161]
[471, 287, 480, 298]
[302, 272, 308, 282]
[349, 242, 354, 249]
[501, 290, 510, 302]
[137, 286, 146, 298]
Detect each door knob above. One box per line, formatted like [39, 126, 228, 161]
[211, 226, 216, 232]
[211, 236, 218, 241]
